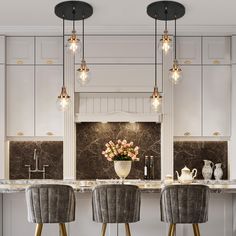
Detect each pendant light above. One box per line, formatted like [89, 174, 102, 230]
[67, 8, 80, 53]
[169, 17, 182, 84]
[147, 14, 162, 112]
[55, 1, 93, 111]
[57, 18, 71, 111]
[159, 7, 172, 54]
[77, 18, 90, 85]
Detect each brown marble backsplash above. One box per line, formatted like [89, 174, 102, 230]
[174, 141, 228, 180]
[9, 141, 63, 179]
[76, 122, 161, 180]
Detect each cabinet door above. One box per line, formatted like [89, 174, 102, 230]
[203, 66, 231, 137]
[7, 66, 34, 136]
[75, 64, 163, 93]
[35, 66, 64, 136]
[6, 37, 34, 65]
[176, 37, 201, 65]
[0, 36, 5, 64]
[75, 35, 162, 64]
[36, 37, 63, 65]
[174, 66, 202, 136]
[203, 37, 231, 65]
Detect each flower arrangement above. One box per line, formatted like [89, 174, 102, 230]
[102, 139, 139, 161]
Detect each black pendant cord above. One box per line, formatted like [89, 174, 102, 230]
[155, 18, 157, 88]
[82, 18, 85, 60]
[165, 8, 168, 31]
[72, 8, 75, 32]
[62, 17, 65, 86]
[174, 17, 177, 60]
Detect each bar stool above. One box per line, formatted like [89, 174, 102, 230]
[25, 184, 75, 236]
[160, 184, 210, 236]
[92, 184, 141, 236]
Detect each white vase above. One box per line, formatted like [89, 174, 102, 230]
[114, 161, 132, 180]
[202, 160, 214, 180]
[214, 163, 223, 180]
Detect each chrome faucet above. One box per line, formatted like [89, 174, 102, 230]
[25, 149, 49, 179]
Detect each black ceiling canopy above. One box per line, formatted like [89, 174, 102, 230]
[55, 1, 93, 20]
[147, 1, 185, 20]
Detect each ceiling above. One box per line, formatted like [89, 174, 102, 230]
[1, 0, 236, 35]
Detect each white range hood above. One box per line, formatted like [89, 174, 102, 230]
[74, 93, 162, 123]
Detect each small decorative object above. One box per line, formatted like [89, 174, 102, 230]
[202, 160, 214, 180]
[176, 166, 197, 184]
[214, 163, 223, 180]
[102, 140, 139, 181]
[164, 174, 174, 185]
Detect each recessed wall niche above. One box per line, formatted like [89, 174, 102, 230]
[76, 122, 161, 179]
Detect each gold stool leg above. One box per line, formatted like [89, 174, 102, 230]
[101, 223, 107, 236]
[59, 223, 68, 236]
[168, 224, 176, 236]
[35, 223, 43, 236]
[193, 224, 201, 236]
[125, 223, 131, 236]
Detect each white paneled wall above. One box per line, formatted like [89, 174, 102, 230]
[75, 93, 162, 122]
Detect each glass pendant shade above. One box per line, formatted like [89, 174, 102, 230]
[77, 59, 90, 85]
[169, 59, 182, 84]
[67, 30, 80, 53]
[150, 87, 162, 112]
[159, 30, 172, 54]
[57, 86, 71, 111]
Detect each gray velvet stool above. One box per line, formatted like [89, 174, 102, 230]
[92, 184, 141, 236]
[25, 184, 75, 236]
[160, 184, 210, 236]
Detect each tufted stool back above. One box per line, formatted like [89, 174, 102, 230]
[92, 184, 140, 223]
[26, 184, 75, 224]
[160, 184, 210, 236]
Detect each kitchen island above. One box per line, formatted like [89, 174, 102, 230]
[0, 179, 235, 236]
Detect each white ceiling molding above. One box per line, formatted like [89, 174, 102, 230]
[1, 25, 236, 36]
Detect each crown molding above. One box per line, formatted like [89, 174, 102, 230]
[1, 25, 236, 36]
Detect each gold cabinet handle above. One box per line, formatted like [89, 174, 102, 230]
[184, 132, 191, 136]
[213, 60, 220, 64]
[213, 131, 220, 136]
[16, 131, 24, 136]
[16, 60, 23, 64]
[46, 132, 54, 136]
[184, 60, 192, 64]
[46, 60, 53, 64]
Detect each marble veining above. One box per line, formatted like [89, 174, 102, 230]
[9, 141, 63, 179]
[174, 141, 228, 179]
[76, 122, 161, 180]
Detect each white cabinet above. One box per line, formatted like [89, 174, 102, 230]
[3, 193, 59, 236]
[35, 66, 64, 136]
[174, 66, 202, 136]
[6, 37, 34, 65]
[6, 66, 34, 136]
[75, 35, 162, 64]
[203, 37, 231, 65]
[36, 37, 63, 65]
[0, 36, 5, 64]
[176, 37, 201, 65]
[203, 66, 231, 137]
[75, 64, 163, 93]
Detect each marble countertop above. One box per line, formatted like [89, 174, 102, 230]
[0, 179, 236, 193]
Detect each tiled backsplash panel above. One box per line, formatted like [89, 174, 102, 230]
[10, 141, 63, 179]
[174, 141, 228, 179]
[76, 122, 161, 179]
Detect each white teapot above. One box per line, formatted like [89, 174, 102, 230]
[176, 166, 197, 184]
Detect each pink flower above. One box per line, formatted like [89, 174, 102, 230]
[130, 142, 134, 146]
[105, 143, 110, 148]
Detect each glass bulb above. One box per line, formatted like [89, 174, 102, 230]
[169, 60, 182, 84]
[57, 86, 70, 111]
[159, 30, 172, 54]
[67, 31, 80, 53]
[77, 60, 90, 85]
[150, 87, 162, 112]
